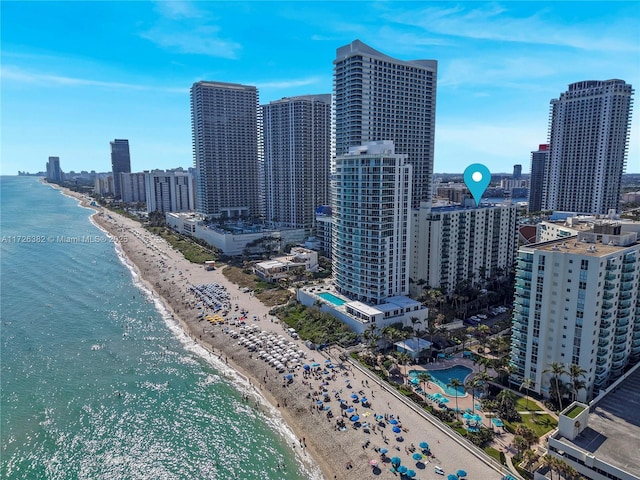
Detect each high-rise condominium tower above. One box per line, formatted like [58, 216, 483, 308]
[334, 40, 437, 209]
[191, 81, 259, 219]
[46, 156, 63, 182]
[528, 144, 549, 213]
[332, 141, 412, 304]
[110, 139, 131, 199]
[510, 228, 640, 401]
[262, 94, 331, 230]
[542, 80, 633, 215]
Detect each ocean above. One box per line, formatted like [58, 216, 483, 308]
[0, 176, 313, 479]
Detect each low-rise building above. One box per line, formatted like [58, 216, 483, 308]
[254, 247, 318, 282]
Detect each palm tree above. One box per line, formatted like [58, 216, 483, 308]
[409, 316, 421, 337]
[544, 362, 567, 410]
[520, 377, 535, 411]
[448, 378, 463, 416]
[418, 371, 432, 392]
[465, 375, 482, 413]
[496, 389, 517, 411]
[568, 363, 587, 402]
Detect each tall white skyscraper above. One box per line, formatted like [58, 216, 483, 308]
[510, 227, 640, 402]
[145, 170, 195, 213]
[191, 81, 260, 219]
[120, 172, 146, 204]
[262, 94, 331, 230]
[332, 141, 412, 304]
[542, 80, 633, 215]
[528, 144, 549, 213]
[334, 40, 437, 208]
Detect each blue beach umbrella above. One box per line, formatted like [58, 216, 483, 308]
[392, 426, 402, 434]
[380, 448, 388, 455]
[350, 415, 360, 422]
[351, 393, 358, 399]
[390, 456, 401, 466]
[303, 364, 310, 370]
[419, 441, 429, 450]
[412, 453, 422, 461]
[406, 469, 417, 478]
[346, 407, 355, 413]
[285, 373, 293, 380]
[397, 465, 408, 474]
[316, 400, 323, 405]
[389, 418, 399, 425]
[311, 362, 320, 368]
[457, 469, 468, 478]
[448, 474, 459, 480]
[360, 397, 368, 403]
[440, 397, 450, 404]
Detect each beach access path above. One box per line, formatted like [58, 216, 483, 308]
[67, 191, 506, 480]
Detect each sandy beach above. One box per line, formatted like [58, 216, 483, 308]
[61, 188, 507, 480]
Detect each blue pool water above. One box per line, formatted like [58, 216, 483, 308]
[410, 365, 473, 396]
[317, 291, 346, 306]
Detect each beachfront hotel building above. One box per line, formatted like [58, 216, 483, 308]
[334, 40, 437, 209]
[509, 229, 640, 402]
[145, 170, 195, 213]
[541, 80, 634, 215]
[332, 141, 412, 304]
[262, 94, 332, 231]
[410, 203, 519, 296]
[528, 144, 548, 213]
[110, 139, 131, 199]
[191, 81, 260, 219]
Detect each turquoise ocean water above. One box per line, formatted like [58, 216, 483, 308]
[1, 176, 315, 479]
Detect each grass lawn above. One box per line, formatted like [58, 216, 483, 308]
[506, 413, 557, 438]
[565, 404, 585, 419]
[515, 395, 544, 412]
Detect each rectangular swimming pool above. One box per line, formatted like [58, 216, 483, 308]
[317, 292, 346, 306]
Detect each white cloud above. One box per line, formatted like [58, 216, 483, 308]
[1, 66, 187, 93]
[140, 25, 241, 59]
[153, 0, 203, 20]
[384, 4, 639, 52]
[256, 77, 323, 89]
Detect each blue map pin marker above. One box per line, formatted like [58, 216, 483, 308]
[463, 163, 491, 207]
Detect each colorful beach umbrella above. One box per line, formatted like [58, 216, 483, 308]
[457, 469, 468, 478]
[412, 452, 423, 461]
[350, 415, 360, 422]
[390, 456, 401, 466]
[369, 459, 378, 466]
[397, 465, 408, 474]
[448, 474, 459, 480]
[406, 469, 417, 478]
[380, 448, 388, 454]
[346, 407, 355, 413]
[419, 441, 429, 450]
[389, 418, 398, 425]
[392, 426, 402, 434]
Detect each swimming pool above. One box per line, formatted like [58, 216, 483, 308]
[317, 291, 346, 306]
[409, 365, 472, 397]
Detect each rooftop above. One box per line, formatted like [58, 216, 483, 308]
[525, 234, 639, 257]
[553, 365, 640, 476]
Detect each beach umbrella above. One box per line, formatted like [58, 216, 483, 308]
[369, 459, 378, 466]
[440, 397, 450, 404]
[457, 470, 468, 478]
[419, 441, 429, 450]
[350, 415, 360, 422]
[463, 412, 472, 420]
[412, 453, 423, 461]
[316, 400, 323, 405]
[406, 470, 417, 478]
[448, 474, 458, 480]
[325, 358, 332, 363]
[390, 456, 401, 466]
[360, 397, 368, 403]
[397, 465, 408, 474]
[351, 393, 358, 399]
[311, 362, 320, 368]
[324, 405, 331, 411]
[392, 426, 402, 434]
[303, 364, 310, 371]
[285, 373, 293, 380]
[380, 448, 388, 455]
[346, 407, 355, 413]
[410, 377, 420, 384]
[473, 414, 482, 423]
[389, 418, 399, 425]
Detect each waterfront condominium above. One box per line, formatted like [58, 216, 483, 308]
[262, 94, 332, 231]
[332, 141, 412, 304]
[110, 139, 131, 199]
[542, 80, 634, 215]
[119, 172, 146, 204]
[191, 81, 260, 219]
[528, 144, 548, 214]
[46, 156, 63, 182]
[410, 203, 519, 296]
[509, 226, 640, 402]
[334, 40, 437, 209]
[145, 170, 195, 213]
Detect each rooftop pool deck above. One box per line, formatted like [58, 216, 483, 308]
[317, 291, 347, 306]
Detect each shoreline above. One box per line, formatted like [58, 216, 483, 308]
[53, 184, 505, 480]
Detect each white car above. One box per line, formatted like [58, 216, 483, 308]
[435, 466, 445, 475]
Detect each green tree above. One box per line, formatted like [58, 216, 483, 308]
[568, 363, 587, 402]
[448, 378, 464, 417]
[544, 362, 567, 410]
[418, 371, 432, 392]
[520, 377, 535, 411]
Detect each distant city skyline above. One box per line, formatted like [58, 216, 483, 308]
[2, 1, 638, 175]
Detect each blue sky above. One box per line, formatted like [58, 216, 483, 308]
[2, 1, 638, 176]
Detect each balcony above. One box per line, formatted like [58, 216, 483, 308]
[602, 301, 614, 311]
[620, 282, 634, 292]
[617, 317, 630, 328]
[597, 347, 609, 357]
[595, 370, 609, 385]
[622, 273, 635, 282]
[605, 273, 617, 281]
[606, 264, 617, 272]
[612, 358, 626, 370]
[603, 292, 614, 300]
[604, 281, 616, 291]
[619, 299, 632, 309]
